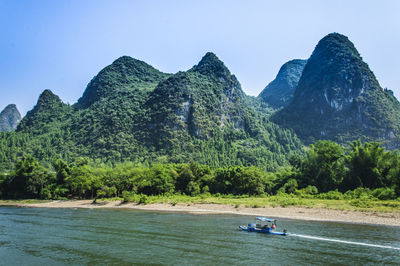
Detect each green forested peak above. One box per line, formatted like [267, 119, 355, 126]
[76, 55, 170, 108]
[110, 55, 161, 73]
[26, 89, 64, 115]
[274, 32, 400, 148]
[191, 52, 232, 79]
[294, 32, 381, 100]
[314, 33, 361, 58]
[17, 89, 69, 132]
[37, 89, 63, 107]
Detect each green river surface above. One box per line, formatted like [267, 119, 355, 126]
[0, 206, 399, 265]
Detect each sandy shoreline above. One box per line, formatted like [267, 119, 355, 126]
[1, 200, 400, 227]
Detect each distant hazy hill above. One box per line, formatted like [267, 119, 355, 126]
[0, 104, 21, 132]
[273, 33, 400, 148]
[258, 59, 307, 108]
[10, 53, 303, 169]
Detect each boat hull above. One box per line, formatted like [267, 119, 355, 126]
[239, 226, 287, 236]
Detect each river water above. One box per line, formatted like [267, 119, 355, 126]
[0, 206, 399, 265]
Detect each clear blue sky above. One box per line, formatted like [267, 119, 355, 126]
[1, 0, 399, 115]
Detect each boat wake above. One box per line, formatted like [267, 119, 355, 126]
[290, 233, 400, 251]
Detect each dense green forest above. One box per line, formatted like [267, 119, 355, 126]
[1, 140, 398, 201]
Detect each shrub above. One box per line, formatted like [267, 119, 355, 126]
[122, 191, 139, 203]
[316, 190, 344, 200]
[96, 186, 117, 199]
[371, 187, 396, 200]
[294, 185, 318, 198]
[280, 198, 303, 207]
[304, 185, 318, 195]
[281, 179, 298, 194]
[201, 185, 209, 194]
[199, 193, 210, 199]
[40, 187, 52, 200]
[344, 187, 374, 200]
[53, 186, 69, 199]
[138, 194, 149, 204]
[349, 199, 372, 208]
[187, 181, 201, 196]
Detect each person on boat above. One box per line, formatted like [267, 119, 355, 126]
[271, 222, 276, 230]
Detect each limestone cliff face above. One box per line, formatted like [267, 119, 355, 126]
[273, 33, 400, 148]
[146, 52, 247, 140]
[0, 104, 21, 132]
[258, 59, 307, 108]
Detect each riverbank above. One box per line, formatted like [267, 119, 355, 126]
[1, 199, 400, 227]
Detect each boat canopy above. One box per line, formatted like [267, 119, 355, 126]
[255, 217, 275, 222]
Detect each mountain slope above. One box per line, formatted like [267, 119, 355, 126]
[142, 52, 303, 167]
[0, 104, 21, 132]
[258, 59, 307, 108]
[5, 53, 304, 169]
[15, 90, 75, 160]
[273, 33, 400, 147]
[146, 52, 247, 141]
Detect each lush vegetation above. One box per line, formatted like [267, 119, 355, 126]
[1, 141, 399, 214]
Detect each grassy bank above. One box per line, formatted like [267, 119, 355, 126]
[93, 193, 400, 213]
[0, 199, 50, 204]
[2, 191, 400, 213]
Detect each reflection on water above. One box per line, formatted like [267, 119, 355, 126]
[0, 207, 399, 265]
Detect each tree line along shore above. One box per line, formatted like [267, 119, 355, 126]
[0, 140, 399, 214]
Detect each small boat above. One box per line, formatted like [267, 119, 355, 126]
[239, 217, 287, 236]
